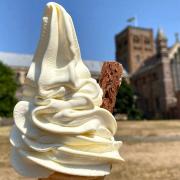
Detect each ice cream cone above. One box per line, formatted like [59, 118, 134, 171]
[39, 172, 105, 180]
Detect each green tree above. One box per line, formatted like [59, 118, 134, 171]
[115, 79, 143, 120]
[0, 61, 18, 117]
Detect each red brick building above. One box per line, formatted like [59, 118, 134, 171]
[116, 26, 180, 119]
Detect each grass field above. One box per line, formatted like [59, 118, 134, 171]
[1, 120, 180, 180]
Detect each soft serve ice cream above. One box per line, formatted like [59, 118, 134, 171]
[10, 2, 123, 178]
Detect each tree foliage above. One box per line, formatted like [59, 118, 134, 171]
[115, 79, 143, 120]
[0, 61, 18, 117]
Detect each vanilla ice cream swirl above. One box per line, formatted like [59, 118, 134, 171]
[10, 2, 123, 178]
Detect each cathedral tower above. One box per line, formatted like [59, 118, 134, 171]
[115, 26, 155, 74]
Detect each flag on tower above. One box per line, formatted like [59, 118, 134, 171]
[127, 16, 138, 26]
[127, 17, 136, 23]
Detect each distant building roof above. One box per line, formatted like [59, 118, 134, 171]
[0, 51, 128, 77]
[0, 52, 32, 67]
[131, 55, 158, 77]
[169, 42, 180, 59]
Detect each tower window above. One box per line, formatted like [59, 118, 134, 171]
[144, 37, 151, 45]
[133, 35, 140, 43]
[145, 47, 152, 51]
[136, 55, 141, 63]
[134, 46, 142, 50]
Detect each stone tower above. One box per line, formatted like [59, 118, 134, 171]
[156, 28, 176, 117]
[115, 26, 155, 74]
[156, 29, 168, 58]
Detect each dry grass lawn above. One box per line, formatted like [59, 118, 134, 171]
[1, 120, 180, 180]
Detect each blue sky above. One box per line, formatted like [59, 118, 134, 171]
[0, 0, 180, 60]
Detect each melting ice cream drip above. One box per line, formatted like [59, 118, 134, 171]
[10, 2, 123, 178]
